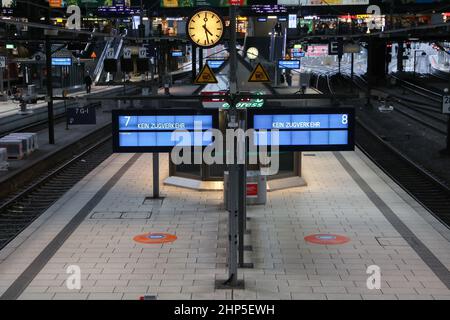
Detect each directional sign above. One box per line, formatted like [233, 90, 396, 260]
[67, 105, 97, 125]
[443, 95, 450, 114]
[0, 56, 6, 68]
[195, 64, 218, 84]
[123, 47, 132, 59]
[139, 47, 147, 59]
[248, 63, 271, 83]
[106, 48, 115, 59]
[344, 43, 360, 54]
[329, 40, 343, 56]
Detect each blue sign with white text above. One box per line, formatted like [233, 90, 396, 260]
[278, 59, 300, 69]
[248, 108, 355, 152]
[52, 57, 72, 66]
[207, 59, 226, 69]
[113, 110, 218, 153]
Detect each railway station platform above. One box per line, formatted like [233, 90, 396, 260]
[0, 148, 449, 300]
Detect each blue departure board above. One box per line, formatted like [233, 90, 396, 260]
[112, 110, 218, 153]
[171, 50, 184, 57]
[52, 57, 72, 66]
[207, 59, 226, 69]
[248, 108, 355, 152]
[278, 59, 300, 69]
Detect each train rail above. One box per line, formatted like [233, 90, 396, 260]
[356, 121, 450, 228]
[0, 137, 113, 250]
[331, 73, 450, 227]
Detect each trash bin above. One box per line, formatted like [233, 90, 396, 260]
[224, 170, 267, 209]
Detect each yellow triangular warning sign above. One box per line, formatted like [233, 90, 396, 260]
[195, 64, 218, 84]
[248, 63, 271, 83]
[91, 51, 97, 59]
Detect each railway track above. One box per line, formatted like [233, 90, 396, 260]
[323, 73, 450, 228]
[0, 137, 113, 250]
[343, 74, 447, 135]
[356, 121, 450, 228]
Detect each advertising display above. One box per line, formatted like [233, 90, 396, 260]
[248, 108, 355, 152]
[112, 110, 218, 153]
[161, 0, 245, 7]
[277, 0, 368, 5]
[305, 44, 328, 57]
[161, 0, 277, 7]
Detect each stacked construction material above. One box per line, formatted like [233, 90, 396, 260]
[0, 132, 39, 160]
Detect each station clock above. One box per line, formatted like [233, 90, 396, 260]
[187, 9, 224, 48]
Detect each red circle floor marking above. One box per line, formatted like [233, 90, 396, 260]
[133, 233, 178, 244]
[304, 234, 350, 245]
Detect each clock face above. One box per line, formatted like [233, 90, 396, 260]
[247, 47, 259, 60]
[187, 10, 224, 48]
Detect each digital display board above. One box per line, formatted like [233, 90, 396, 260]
[52, 57, 72, 66]
[112, 110, 218, 153]
[291, 48, 305, 58]
[248, 108, 355, 152]
[278, 59, 300, 69]
[207, 59, 226, 69]
[171, 50, 184, 57]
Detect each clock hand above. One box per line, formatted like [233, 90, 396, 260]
[203, 24, 213, 36]
[204, 28, 210, 44]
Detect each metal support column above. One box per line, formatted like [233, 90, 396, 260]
[397, 42, 404, 72]
[199, 48, 204, 71]
[153, 153, 160, 199]
[350, 52, 355, 83]
[216, 5, 244, 290]
[192, 45, 197, 82]
[45, 34, 55, 145]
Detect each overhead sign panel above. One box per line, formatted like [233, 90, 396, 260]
[278, 59, 300, 69]
[248, 63, 271, 83]
[206, 59, 226, 69]
[51, 57, 72, 66]
[248, 107, 355, 152]
[67, 105, 97, 125]
[112, 110, 218, 153]
[195, 64, 218, 84]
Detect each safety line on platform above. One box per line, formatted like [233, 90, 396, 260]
[0, 154, 142, 300]
[334, 152, 450, 290]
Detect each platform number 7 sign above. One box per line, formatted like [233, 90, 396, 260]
[443, 95, 450, 114]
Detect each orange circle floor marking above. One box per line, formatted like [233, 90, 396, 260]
[304, 234, 350, 245]
[133, 233, 178, 244]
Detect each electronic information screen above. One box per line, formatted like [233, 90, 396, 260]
[171, 50, 184, 57]
[278, 59, 300, 69]
[112, 110, 218, 153]
[248, 108, 355, 152]
[52, 57, 72, 66]
[206, 59, 226, 69]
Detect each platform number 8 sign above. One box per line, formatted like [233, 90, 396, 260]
[443, 96, 450, 114]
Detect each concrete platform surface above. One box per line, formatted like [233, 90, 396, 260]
[0, 149, 449, 300]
